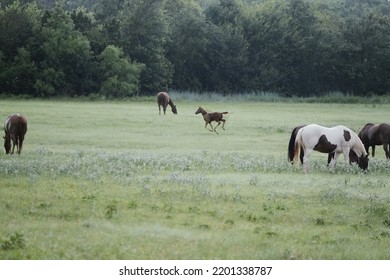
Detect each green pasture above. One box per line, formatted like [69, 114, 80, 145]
[1, 99, 390, 259]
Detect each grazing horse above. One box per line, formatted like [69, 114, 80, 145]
[3, 113, 28, 155]
[195, 106, 228, 134]
[290, 124, 368, 173]
[157, 92, 177, 115]
[288, 125, 358, 165]
[358, 123, 390, 159]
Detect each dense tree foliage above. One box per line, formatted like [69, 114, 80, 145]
[0, 0, 389, 97]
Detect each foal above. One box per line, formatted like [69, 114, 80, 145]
[195, 106, 228, 134]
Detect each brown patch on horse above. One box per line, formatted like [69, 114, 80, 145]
[195, 106, 228, 134]
[343, 130, 351, 141]
[314, 134, 337, 153]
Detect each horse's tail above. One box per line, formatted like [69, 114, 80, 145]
[222, 112, 228, 114]
[288, 126, 304, 163]
[292, 127, 304, 164]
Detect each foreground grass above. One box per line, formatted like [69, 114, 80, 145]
[1, 99, 390, 259]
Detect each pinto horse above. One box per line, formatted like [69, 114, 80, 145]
[358, 123, 390, 159]
[195, 106, 228, 134]
[3, 113, 28, 155]
[288, 125, 358, 165]
[157, 92, 177, 115]
[290, 124, 368, 173]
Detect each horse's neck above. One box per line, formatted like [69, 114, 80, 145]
[352, 136, 367, 157]
[168, 99, 175, 108]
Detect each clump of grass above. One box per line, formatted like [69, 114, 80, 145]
[1, 232, 26, 250]
[105, 201, 118, 219]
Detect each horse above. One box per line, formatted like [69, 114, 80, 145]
[358, 123, 390, 159]
[290, 124, 368, 173]
[3, 113, 28, 155]
[288, 125, 359, 165]
[195, 106, 228, 134]
[157, 92, 177, 115]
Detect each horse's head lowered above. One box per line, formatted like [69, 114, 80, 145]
[357, 154, 369, 170]
[172, 105, 177, 114]
[3, 135, 11, 154]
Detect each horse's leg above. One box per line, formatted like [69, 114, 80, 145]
[383, 143, 389, 159]
[342, 148, 350, 167]
[327, 153, 334, 166]
[221, 119, 226, 130]
[372, 145, 376, 157]
[18, 135, 23, 154]
[302, 149, 312, 173]
[214, 121, 221, 132]
[364, 144, 370, 156]
[11, 138, 16, 154]
[211, 122, 219, 134]
[329, 152, 341, 170]
[205, 122, 214, 132]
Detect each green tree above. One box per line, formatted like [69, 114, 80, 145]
[203, 0, 249, 92]
[33, 3, 94, 96]
[0, 47, 37, 94]
[165, 0, 209, 91]
[119, 0, 173, 94]
[338, 2, 390, 95]
[98, 45, 144, 98]
[0, 0, 42, 94]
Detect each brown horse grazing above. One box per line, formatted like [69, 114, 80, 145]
[157, 92, 177, 115]
[3, 113, 28, 155]
[288, 125, 359, 165]
[195, 106, 228, 134]
[358, 123, 390, 159]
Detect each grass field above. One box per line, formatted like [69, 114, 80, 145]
[1, 98, 390, 259]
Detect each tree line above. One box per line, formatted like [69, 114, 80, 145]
[1, 0, 389, 98]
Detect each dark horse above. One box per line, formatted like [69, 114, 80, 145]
[157, 92, 177, 115]
[358, 123, 390, 159]
[3, 113, 28, 154]
[195, 106, 228, 134]
[288, 125, 358, 165]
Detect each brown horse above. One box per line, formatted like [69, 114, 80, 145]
[3, 113, 28, 154]
[195, 106, 228, 134]
[157, 92, 177, 115]
[358, 123, 390, 159]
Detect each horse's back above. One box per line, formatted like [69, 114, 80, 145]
[378, 123, 390, 132]
[5, 114, 27, 135]
[378, 123, 390, 141]
[157, 92, 169, 104]
[300, 124, 357, 151]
